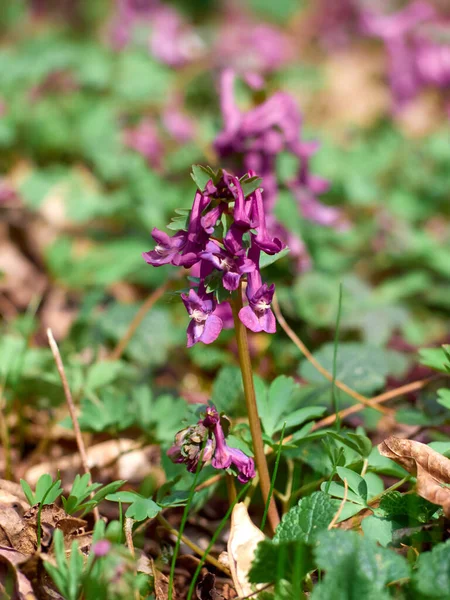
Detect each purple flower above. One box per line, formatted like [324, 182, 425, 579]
[239, 246, 276, 334]
[181, 289, 223, 347]
[168, 424, 214, 472]
[142, 228, 187, 267]
[250, 188, 283, 255]
[200, 241, 255, 291]
[92, 540, 112, 558]
[202, 405, 255, 484]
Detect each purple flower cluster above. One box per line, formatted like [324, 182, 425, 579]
[168, 404, 255, 483]
[143, 168, 282, 346]
[214, 70, 348, 268]
[362, 1, 450, 109]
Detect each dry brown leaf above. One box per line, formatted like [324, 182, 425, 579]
[227, 503, 265, 597]
[0, 547, 36, 600]
[379, 436, 450, 516]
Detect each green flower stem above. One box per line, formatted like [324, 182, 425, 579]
[231, 284, 280, 534]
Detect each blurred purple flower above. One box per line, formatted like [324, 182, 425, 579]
[202, 405, 255, 483]
[92, 540, 112, 558]
[362, 1, 450, 108]
[215, 9, 294, 74]
[162, 105, 195, 143]
[149, 5, 204, 67]
[181, 289, 223, 347]
[123, 119, 162, 169]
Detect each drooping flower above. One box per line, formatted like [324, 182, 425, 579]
[239, 245, 276, 334]
[142, 229, 187, 267]
[202, 405, 255, 483]
[167, 423, 214, 473]
[181, 289, 223, 347]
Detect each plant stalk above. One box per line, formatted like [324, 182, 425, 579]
[231, 285, 280, 533]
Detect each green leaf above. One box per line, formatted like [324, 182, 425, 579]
[361, 515, 398, 547]
[211, 366, 244, 414]
[240, 175, 262, 197]
[379, 491, 438, 524]
[327, 431, 373, 459]
[249, 539, 313, 587]
[257, 375, 296, 437]
[20, 479, 35, 506]
[419, 346, 450, 373]
[336, 467, 368, 503]
[412, 539, 450, 597]
[299, 343, 408, 397]
[85, 361, 125, 391]
[312, 530, 410, 599]
[191, 164, 216, 191]
[259, 247, 290, 270]
[125, 497, 161, 522]
[274, 491, 336, 543]
[106, 491, 143, 504]
[34, 474, 63, 505]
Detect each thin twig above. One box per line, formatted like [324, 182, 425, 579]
[312, 376, 436, 431]
[328, 478, 348, 529]
[195, 473, 223, 492]
[109, 272, 182, 361]
[272, 295, 392, 416]
[156, 514, 231, 576]
[47, 328, 100, 523]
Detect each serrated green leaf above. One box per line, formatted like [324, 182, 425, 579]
[274, 491, 335, 543]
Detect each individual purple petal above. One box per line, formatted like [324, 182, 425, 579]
[199, 314, 223, 345]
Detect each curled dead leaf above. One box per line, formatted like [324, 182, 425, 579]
[227, 503, 265, 597]
[379, 436, 450, 516]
